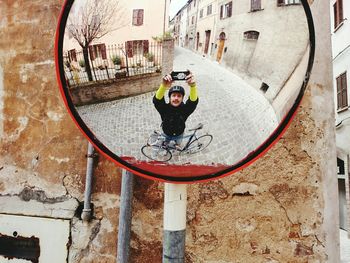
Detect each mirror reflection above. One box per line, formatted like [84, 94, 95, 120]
[61, 0, 310, 175]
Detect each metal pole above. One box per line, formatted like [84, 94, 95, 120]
[117, 170, 134, 263]
[81, 142, 95, 222]
[163, 183, 187, 263]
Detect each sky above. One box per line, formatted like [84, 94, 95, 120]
[169, 0, 188, 20]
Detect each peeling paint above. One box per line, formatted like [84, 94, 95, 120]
[0, 64, 3, 139]
[46, 111, 64, 122]
[49, 156, 70, 164]
[7, 116, 28, 141]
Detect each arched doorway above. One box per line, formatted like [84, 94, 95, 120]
[196, 32, 200, 51]
[216, 32, 226, 62]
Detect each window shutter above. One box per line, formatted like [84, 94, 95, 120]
[334, 3, 338, 28]
[277, 0, 285, 6]
[132, 10, 138, 25]
[336, 73, 348, 109]
[72, 50, 77, 61]
[138, 10, 144, 26]
[339, 0, 343, 24]
[341, 73, 348, 108]
[220, 5, 223, 19]
[88, 46, 95, 60]
[228, 2, 233, 17]
[337, 75, 341, 109]
[143, 40, 149, 54]
[69, 49, 77, 62]
[207, 5, 212, 15]
[251, 0, 261, 11]
[100, 44, 107, 59]
[126, 41, 133, 57]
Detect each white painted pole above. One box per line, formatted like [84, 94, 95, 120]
[163, 183, 187, 262]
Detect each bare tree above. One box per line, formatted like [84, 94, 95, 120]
[67, 0, 127, 81]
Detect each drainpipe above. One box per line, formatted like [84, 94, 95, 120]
[117, 170, 134, 263]
[163, 183, 187, 262]
[81, 142, 95, 222]
[163, 0, 167, 35]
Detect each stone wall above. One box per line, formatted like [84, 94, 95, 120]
[69, 39, 174, 106]
[69, 73, 161, 106]
[0, 1, 339, 263]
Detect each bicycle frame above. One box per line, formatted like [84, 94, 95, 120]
[153, 128, 200, 153]
[141, 124, 212, 162]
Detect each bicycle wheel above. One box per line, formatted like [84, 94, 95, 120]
[183, 134, 213, 154]
[141, 145, 172, 162]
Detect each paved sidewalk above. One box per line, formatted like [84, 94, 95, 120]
[340, 229, 350, 263]
[77, 47, 278, 166]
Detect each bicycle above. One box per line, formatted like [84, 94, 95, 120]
[141, 123, 213, 162]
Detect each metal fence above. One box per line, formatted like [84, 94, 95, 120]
[63, 41, 163, 87]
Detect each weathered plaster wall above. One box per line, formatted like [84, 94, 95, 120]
[0, 1, 338, 263]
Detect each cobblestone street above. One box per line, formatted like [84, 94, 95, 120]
[77, 46, 278, 166]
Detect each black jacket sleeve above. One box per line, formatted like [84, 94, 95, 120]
[184, 97, 199, 117]
[153, 95, 167, 114]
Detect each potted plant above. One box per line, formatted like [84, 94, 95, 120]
[111, 55, 122, 70]
[144, 53, 155, 67]
[79, 60, 85, 71]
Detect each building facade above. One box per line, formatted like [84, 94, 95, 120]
[186, 0, 199, 50]
[330, 0, 350, 233]
[195, 0, 219, 56]
[63, 0, 170, 67]
[172, 3, 189, 47]
[171, 0, 309, 120]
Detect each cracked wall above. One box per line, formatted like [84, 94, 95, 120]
[0, 0, 338, 263]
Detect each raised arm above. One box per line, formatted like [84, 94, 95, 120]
[186, 72, 198, 102]
[155, 74, 173, 100]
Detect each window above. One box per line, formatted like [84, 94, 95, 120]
[277, 0, 300, 6]
[260, 82, 269, 93]
[220, 2, 232, 19]
[88, 44, 107, 60]
[207, 4, 212, 15]
[126, 40, 149, 57]
[132, 9, 144, 26]
[338, 158, 345, 175]
[192, 16, 195, 24]
[200, 9, 204, 18]
[68, 49, 77, 62]
[336, 72, 348, 110]
[334, 0, 344, 29]
[244, 30, 260, 40]
[251, 0, 261, 11]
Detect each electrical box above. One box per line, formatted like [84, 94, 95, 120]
[0, 214, 70, 263]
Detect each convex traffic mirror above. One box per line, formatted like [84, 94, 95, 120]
[56, 0, 315, 182]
